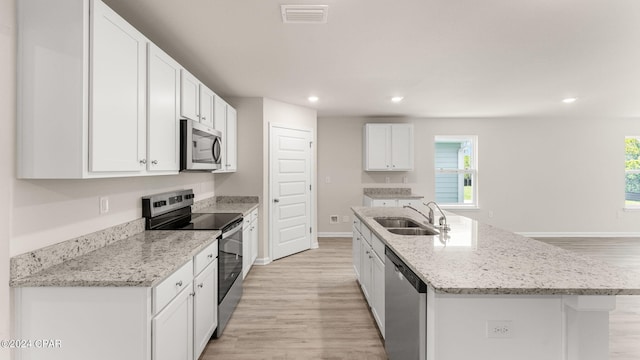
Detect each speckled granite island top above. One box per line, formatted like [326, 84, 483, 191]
[10, 230, 219, 287]
[352, 206, 640, 296]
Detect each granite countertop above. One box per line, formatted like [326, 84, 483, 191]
[198, 202, 258, 215]
[363, 187, 424, 200]
[10, 230, 220, 287]
[352, 206, 640, 296]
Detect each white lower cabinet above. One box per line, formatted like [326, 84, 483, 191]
[153, 282, 194, 360]
[363, 195, 424, 207]
[353, 215, 385, 338]
[13, 241, 219, 360]
[242, 209, 259, 278]
[193, 259, 218, 358]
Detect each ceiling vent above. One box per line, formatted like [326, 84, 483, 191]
[281, 5, 328, 24]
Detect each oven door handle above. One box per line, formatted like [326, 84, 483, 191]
[222, 221, 243, 240]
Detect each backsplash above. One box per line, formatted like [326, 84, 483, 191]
[11, 218, 145, 280]
[363, 187, 413, 196]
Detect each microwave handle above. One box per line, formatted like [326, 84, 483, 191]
[212, 137, 222, 163]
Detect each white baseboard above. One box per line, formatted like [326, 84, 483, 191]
[318, 232, 352, 238]
[253, 257, 272, 266]
[517, 232, 640, 238]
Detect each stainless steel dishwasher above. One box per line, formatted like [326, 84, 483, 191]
[385, 247, 428, 360]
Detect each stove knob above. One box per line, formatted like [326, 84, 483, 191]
[153, 201, 167, 208]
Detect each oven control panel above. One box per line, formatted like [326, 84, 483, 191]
[142, 189, 195, 218]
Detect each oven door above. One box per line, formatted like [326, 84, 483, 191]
[180, 119, 222, 171]
[218, 220, 243, 302]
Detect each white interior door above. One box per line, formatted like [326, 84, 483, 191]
[270, 125, 312, 261]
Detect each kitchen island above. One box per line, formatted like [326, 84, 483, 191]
[352, 206, 640, 360]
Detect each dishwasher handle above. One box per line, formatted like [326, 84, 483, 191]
[386, 247, 427, 293]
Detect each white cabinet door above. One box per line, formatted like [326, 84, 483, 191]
[90, 0, 147, 172]
[371, 252, 385, 338]
[225, 105, 238, 172]
[391, 124, 414, 170]
[199, 85, 215, 128]
[360, 241, 372, 301]
[250, 214, 258, 264]
[371, 199, 398, 207]
[242, 220, 251, 279]
[214, 96, 228, 169]
[152, 284, 193, 360]
[364, 124, 391, 171]
[352, 226, 362, 280]
[180, 69, 199, 121]
[193, 260, 217, 359]
[147, 43, 180, 172]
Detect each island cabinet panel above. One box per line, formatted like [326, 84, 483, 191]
[426, 291, 564, 360]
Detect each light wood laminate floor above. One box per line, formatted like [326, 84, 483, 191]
[201, 237, 640, 359]
[200, 238, 386, 360]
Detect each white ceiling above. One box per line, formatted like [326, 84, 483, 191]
[104, 0, 640, 118]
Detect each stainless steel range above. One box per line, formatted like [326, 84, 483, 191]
[142, 189, 243, 337]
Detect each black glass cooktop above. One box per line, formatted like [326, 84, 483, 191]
[155, 212, 242, 231]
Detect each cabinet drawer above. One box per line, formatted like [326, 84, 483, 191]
[361, 225, 372, 245]
[154, 260, 193, 314]
[372, 233, 385, 262]
[194, 240, 218, 276]
[352, 217, 361, 233]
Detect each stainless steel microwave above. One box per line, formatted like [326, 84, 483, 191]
[180, 119, 222, 172]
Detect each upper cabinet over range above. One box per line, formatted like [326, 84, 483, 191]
[17, 0, 236, 179]
[363, 123, 414, 171]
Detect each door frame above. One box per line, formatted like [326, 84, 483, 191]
[268, 123, 316, 263]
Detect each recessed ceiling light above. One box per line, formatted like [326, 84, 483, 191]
[562, 97, 577, 104]
[391, 96, 404, 103]
[308, 96, 319, 103]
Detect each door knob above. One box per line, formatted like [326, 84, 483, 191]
[273, 198, 280, 203]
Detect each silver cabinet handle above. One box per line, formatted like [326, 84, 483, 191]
[139, 159, 147, 165]
[176, 280, 183, 287]
[151, 160, 158, 165]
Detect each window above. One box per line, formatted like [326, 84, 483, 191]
[625, 136, 640, 209]
[434, 136, 477, 208]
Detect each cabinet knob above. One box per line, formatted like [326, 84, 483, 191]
[197, 283, 204, 288]
[151, 160, 158, 165]
[139, 159, 147, 165]
[176, 280, 183, 287]
[202, 116, 206, 120]
[207, 254, 214, 259]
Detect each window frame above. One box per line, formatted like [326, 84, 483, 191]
[434, 135, 479, 210]
[624, 136, 640, 210]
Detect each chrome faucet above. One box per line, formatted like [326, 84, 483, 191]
[424, 201, 450, 232]
[402, 205, 431, 225]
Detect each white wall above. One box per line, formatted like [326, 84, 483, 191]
[1, 0, 14, 357]
[318, 116, 640, 235]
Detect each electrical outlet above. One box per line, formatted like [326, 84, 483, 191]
[488, 210, 494, 218]
[342, 215, 350, 223]
[329, 215, 339, 224]
[99, 196, 109, 214]
[486, 320, 513, 338]
[325, 176, 331, 184]
[385, 176, 390, 183]
[402, 176, 408, 183]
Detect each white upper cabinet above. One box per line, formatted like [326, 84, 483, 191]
[364, 123, 414, 171]
[199, 85, 216, 128]
[147, 43, 181, 173]
[180, 69, 200, 122]
[17, 0, 185, 178]
[214, 96, 237, 173]
[90, 0, 147, 173]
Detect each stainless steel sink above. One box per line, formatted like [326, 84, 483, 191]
[374, 217, 439, 236]
[374, 217, 423, 228]
[387, 227, 439, 236]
